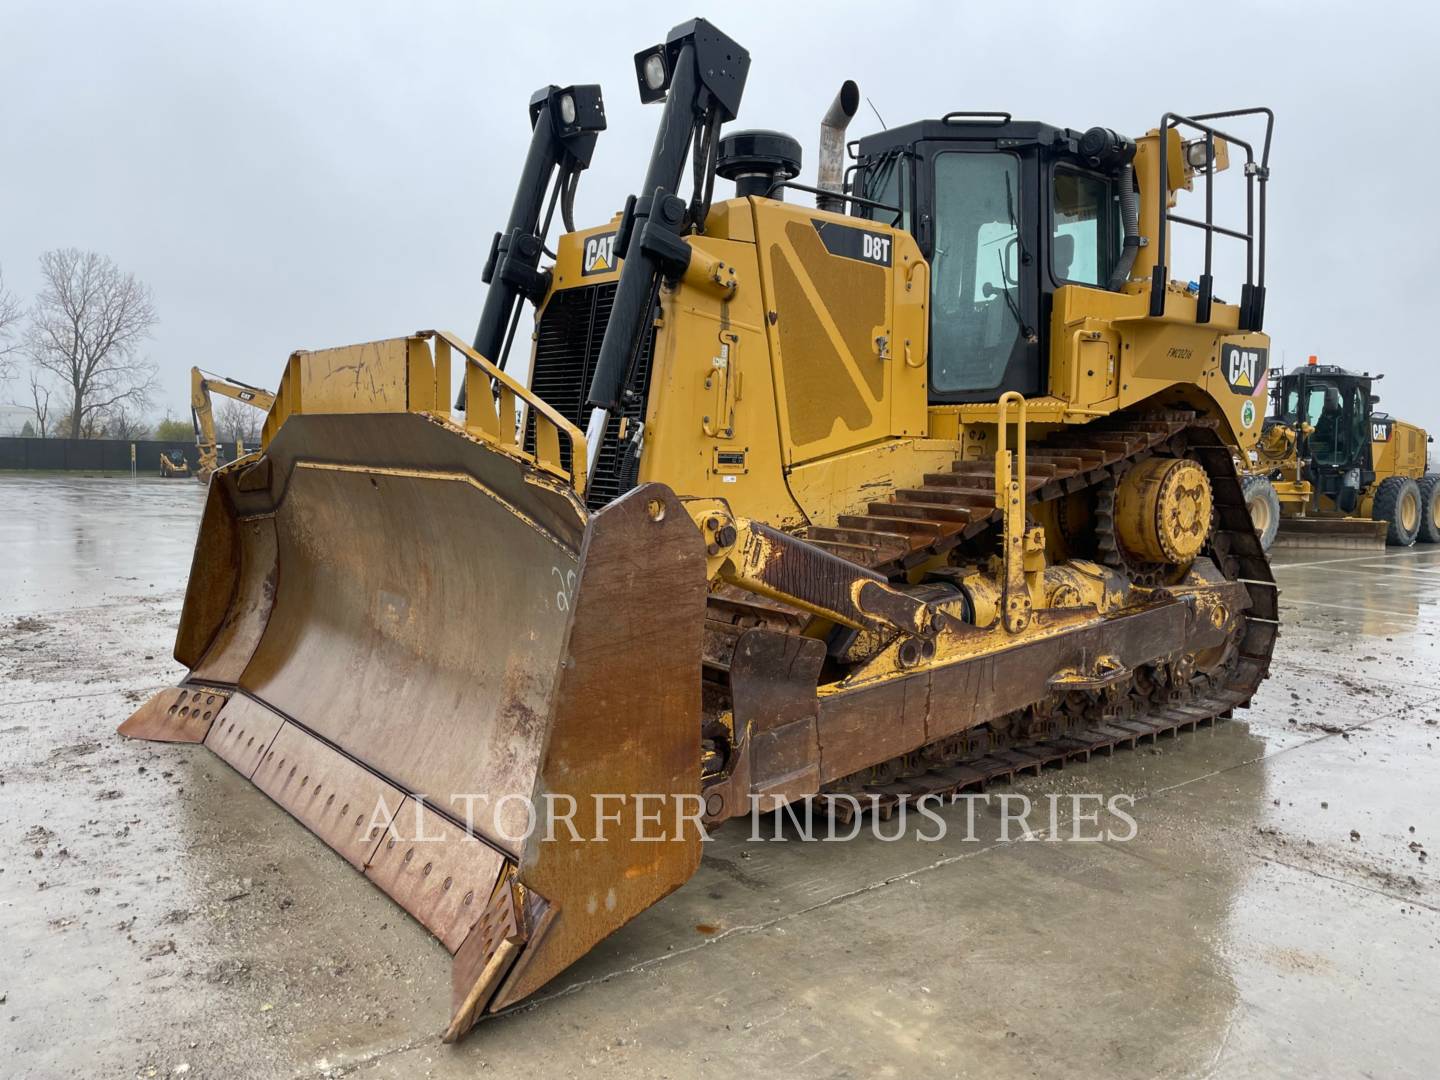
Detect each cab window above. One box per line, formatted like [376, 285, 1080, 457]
[1052, 167, 1115, 286]
[1303, 381, 1366, 467]
[1347, 384, 1367, 459]
[1282, 387, 1300, 421]
[859, 152, 910, 230]
[929, 151, 1022, 394]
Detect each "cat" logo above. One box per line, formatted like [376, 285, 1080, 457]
[1220, 343, 1267, 395]
[581, 231, 617, 276]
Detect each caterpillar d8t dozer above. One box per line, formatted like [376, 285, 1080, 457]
[121, 18, 1279, 1041]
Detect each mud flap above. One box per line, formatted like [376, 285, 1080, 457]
[121, 412, 708, 1039]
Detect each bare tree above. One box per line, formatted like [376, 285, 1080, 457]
[0, 266, 22, 382]
[100, 404, 151, 440]
[216, 397, 263, 448]
[26, 369, 54, 438]
[26, 249, 159, 437]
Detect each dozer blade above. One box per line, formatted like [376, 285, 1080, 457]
[123, 401, 709, 1040]
[1273, 515, 1387, 550]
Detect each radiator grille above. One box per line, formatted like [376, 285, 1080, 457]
[524, 282, 657, 511]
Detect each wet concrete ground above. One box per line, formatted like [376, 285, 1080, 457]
[2, 473, 1437, 1079]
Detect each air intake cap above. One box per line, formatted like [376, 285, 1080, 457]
[717, 129, 802, 199]
[1078, 126, 1136, 170]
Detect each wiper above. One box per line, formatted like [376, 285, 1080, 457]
[1001, 172, 1037, 343]
[1003, 171, 1029, 277]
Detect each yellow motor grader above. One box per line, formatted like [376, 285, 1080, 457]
[122, 18, 1279, 1041]
[1242, 356, 1436, 549]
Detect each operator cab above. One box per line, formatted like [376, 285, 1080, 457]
[852, 115, 1130, 403]
[1271, 362, 1381, 510]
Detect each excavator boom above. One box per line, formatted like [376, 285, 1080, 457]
[190, 366, 276, 482]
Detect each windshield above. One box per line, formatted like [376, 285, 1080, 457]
[1298, 380, 1366, 467]
[930, 151, 1022, 394]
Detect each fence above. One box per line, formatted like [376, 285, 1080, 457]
[0, 437, 248, 473]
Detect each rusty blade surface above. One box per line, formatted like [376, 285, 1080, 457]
[118, 684, 230, 743]
[492, 484, 708, 1011]
[249, 721, 404, 870]
[122, 413, 713, 1035]
[203, 693, 287, 777]
[233, 413, 587, 855]
[364, 798, 505, 953]
[445, 876, 526, 1041]
[190, 513, 278, 684]
[173, 481, 241, 669]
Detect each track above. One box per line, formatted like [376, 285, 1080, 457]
[717, 410, 1280, 806]
[821, 688, 1247, 820]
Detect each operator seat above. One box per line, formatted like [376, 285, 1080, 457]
[1053, 233, 1075, 282]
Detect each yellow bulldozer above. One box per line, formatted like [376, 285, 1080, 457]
[1241, 356, 1436, 549]
[190, 366, 275, 483]
[121, 19, 1279, 1041]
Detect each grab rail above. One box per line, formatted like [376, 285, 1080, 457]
[438, 330, 589, 498]
[260, 329, 589, 498]
[995, 391, 1031, 633]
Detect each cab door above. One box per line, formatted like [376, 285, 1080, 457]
[916, 143, 1043, 402]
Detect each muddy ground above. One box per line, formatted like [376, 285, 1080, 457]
[1, 474, 1438, 1078]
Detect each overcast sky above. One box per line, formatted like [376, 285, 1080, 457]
[3, 0, 1438, 439]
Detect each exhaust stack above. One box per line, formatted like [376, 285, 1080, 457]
[816, 80, 859, 213]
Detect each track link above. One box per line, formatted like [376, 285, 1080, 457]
[821, 679, 1252, 820]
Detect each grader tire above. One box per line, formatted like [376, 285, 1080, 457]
[1374, 475, 1422, 547]
[1418, 475, 1440, 544]
[1242, 475, 1281, 552]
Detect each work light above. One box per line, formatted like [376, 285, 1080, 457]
[635, 46, 670, 102]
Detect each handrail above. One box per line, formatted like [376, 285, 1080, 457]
[995, 391, 1031, 633]
[1149, 107, 1273, 331]
[941, 111, 1012, 125]
[430, 329, 589, 498]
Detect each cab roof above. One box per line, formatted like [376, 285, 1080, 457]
[855, 117, 1086, 159]
[1284, 363, 1374, 382]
